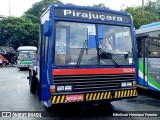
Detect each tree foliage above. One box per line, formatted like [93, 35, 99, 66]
[145, 0, 160, 14]
[0, 17, 39, 49]
[124, 4, 159, 29]
[24, 0, 63, 18]
[22, 14, 39, 24]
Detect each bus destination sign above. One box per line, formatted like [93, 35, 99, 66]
[55, 8, 130, 23]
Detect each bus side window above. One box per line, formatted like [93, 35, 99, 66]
[137, 38, 143, 57]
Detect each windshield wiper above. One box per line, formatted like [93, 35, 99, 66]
[76, 40, 88, 68]
[99, 48, 120, 67]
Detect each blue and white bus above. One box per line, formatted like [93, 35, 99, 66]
[136, 22, 160, 92]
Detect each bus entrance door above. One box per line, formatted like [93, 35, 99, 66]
[137, 36, 148, 88]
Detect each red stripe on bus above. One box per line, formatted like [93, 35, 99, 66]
[52, 68, 135, 76]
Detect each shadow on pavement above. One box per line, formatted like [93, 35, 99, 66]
[138, 88, 160, 99]
[44, 103, 116, 119]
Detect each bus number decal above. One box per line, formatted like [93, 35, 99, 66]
[123, 68, 135, 73]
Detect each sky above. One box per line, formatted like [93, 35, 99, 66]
[0, 0, 155, 17]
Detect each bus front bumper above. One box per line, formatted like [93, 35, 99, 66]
[51, 89, 138, 104]
[17, 64, 32, 68]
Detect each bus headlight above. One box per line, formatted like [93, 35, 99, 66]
[127, 82, 132, 87]
[57, 86, 64, 91]
[65, 85, 72, 91]
[121, 82, 132, 87]
[56, 85, 72, 92]
[121, 82, 127, 87]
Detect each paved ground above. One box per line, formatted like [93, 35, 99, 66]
[0, 66, 160, 120]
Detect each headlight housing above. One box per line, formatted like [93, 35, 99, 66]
[65, 85, 72, 91]
[121, 82, 127, 87]
[127, 82, 132, 87]
[56, 85, 72, 92]
[121, 82, 132, 87]
[57, 86, 64, 92]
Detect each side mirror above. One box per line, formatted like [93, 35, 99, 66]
[43, 21, 51, 36]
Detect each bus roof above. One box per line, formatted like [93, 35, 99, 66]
[50, 4, 131, 16]
[136, 22, 160, 35]
[17, 46, 37, 51]
[140, 22, 160, 29]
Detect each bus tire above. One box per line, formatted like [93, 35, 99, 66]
[35, 78, 39, 96]
[29, 72, 36, 94]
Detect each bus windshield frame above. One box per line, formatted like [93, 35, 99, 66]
[18, 50, 37, 61]
[54, 21, 134, 66]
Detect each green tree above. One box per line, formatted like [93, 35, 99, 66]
[144, 0, 160, 20]
[124, 6, 159, 29]
[24, 0, 63, 18]
[22, 14, 39, 23]
[0, 17, 39, 49]
[145, 0, 160, 14]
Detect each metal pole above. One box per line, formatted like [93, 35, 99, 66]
[142, 0, 144, 15]
[9, 2, 11, 16]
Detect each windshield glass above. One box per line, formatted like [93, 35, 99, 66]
[18, 51, 36, 61]
[54, 21, 134, 66]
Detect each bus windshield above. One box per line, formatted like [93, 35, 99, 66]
[54, 21, 134, 66]
[18, 51, 36, 61]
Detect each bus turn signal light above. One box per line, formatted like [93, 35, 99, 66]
[50, 85, 56, 93]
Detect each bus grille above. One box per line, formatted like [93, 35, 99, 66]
[53, 74, 135, 93]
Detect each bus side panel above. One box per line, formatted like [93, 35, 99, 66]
[148, 85, 160, 92]
[138, 59, 148, 87]
[39, 23, 50, 101]
[147, 58, 160, 92]
[138, 58, 160, 92]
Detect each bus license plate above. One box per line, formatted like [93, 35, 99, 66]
[66, 94, 83, 102]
